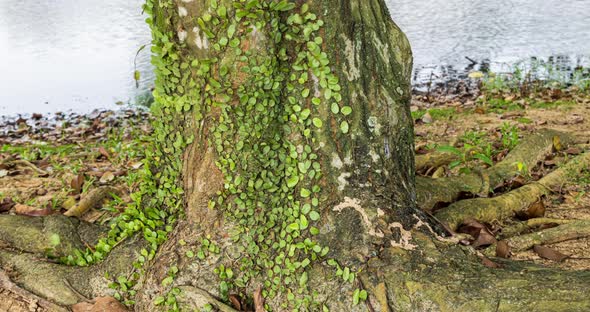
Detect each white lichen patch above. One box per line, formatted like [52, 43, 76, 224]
[177, 29, 187, 43]
[372, 33, 390, 65]
[337, 172, 351, 191]
[178, 6, 188, 17]
[331, 153, 343, 169]
[340, 34, 360, 81]
[333, 197, 384, 238]
[343, 155, 353, 166]
[368, 148, 380, 163]
[389, 222, 417, 250]
[192, 27, 209, 50]
[367, 116, 382, 135]
[180, 0, 194, 2]
[311, 73, 321, 97]
[250, 25, 265, 47]
[296, 144, 304, 154]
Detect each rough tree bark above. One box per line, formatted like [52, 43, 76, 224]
[1, 0, 589, 311]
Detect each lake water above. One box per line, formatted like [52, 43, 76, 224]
[1, 0, 589, 115]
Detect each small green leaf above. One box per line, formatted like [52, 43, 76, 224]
[302, 88, 310, 98]
[300, 215, 309, 230]
[312, 118, 323, 128]
[299, 271, 308, 287]
[331, 103, 339, 114]
[340, 121, 349, 134]
[359, 290, 368, 300]
[288, 223, 300, 231]
[352, 288, 360, 305]
[287, 175, 299, 188]
[309, 211, 320, 221]
[341, 106, 352, 116]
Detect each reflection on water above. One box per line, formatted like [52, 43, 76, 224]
[0, 1, 589, 115]
[0, 0, 153, 115]
[386, 0, 590, 85]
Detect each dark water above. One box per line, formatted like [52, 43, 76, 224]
[1, 1, 589, 115]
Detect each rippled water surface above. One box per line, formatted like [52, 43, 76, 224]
[1, 0, 589, 115]
[0, 0, 152, 115]
[386, 0, 590, 84]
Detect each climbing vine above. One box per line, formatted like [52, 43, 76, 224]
[64, 0, 354, 310]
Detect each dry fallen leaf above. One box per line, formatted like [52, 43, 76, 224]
[229, 294, 242, 311]
[481, 256, 501, 268]
[458, 219, 497, 248]
[517, 200, 545, 220]
[472, 229, 497, 248]
[496, 240, 510, 258]
[98, 147, 111, 159]
[100, 171, 115, 184]
[564, 147, 582, 155]
[71, 174, 85, 194]
[14, 204, 54, 216]
[0, 197, 15, 212]
[533, 245, 569, 262]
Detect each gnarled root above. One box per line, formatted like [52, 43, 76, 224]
[485, 220, 590, 256]
[416, 129, 573, 211]
[0, 215, 144, 307]
[434, 152, 590, 230]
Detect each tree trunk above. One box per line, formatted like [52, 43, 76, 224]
[2, 1, 589, 311]
[127, 0, 590, 311]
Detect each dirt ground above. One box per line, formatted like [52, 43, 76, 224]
[412, 84, 590, 270]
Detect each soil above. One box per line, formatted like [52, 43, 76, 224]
[413, 83, 590, 270]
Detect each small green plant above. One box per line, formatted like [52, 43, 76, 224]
[500, 122, 519, 150]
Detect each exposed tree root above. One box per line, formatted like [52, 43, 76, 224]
[500, 218, 573, 239]
[0, 270, 68, 312]
[491, 220, 590, 254]
[416, 129, 573, 211]
[176, 286, 239, 312]
[362, 232, 590, 312]
[64, 186, 118, 217]
[434, 151, 590, 230]
[415, 151, 459, 173]
[0, 215, 143, 306]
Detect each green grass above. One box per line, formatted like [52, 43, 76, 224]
[1, 144, 78, 161]
[483, 98, 577, 113]
[529, 99, 576, 110]
[485, 98, 523, 113]
[412, 107, 458, 122]
[516, 117, 533, 124]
